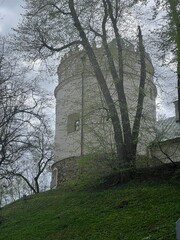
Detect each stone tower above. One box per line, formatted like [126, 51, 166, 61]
[51, 39, 157, 188]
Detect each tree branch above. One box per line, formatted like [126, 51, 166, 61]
[40, 34, 82, 52]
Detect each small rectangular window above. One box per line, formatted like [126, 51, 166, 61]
[67, 113, 80, 133]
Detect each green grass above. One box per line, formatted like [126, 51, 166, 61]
[0, 180, 179, 240]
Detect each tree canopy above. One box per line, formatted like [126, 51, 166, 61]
[12, 0, 153, 167]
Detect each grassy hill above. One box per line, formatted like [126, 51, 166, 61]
[0, 179, 179, 240]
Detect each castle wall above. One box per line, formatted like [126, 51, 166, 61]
[51, 157, 79, 188]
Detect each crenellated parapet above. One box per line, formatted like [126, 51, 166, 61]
[56, 39, 154, 86]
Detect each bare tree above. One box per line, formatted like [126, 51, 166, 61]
[0, 80, 52, 177]
[9, 120, 54, 194]
[12, 0, 149, 168]
[0, 37, 54, 197]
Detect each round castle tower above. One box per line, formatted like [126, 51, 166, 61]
[51, 40, 157, 188]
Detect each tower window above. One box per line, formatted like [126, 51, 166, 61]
[67, 113, 80, 133]
[75, 120, 80, 131]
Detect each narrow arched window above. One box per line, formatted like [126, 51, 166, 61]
[75, 120, 80, 131]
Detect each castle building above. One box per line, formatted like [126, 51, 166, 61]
[149, 101, 180, 165]
[51, 40, 157, 188]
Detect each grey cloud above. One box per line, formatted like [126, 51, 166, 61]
[0, 0, 24, 35]
[1, 0, 23, 9]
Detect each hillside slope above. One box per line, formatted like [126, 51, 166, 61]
[0, 180, 179, 240]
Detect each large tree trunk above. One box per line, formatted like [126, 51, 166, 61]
[69, 0, 147, 168]
[69, 0, 126, 164]
[132, 26, 146, 165]
[105, 0, 133, 163]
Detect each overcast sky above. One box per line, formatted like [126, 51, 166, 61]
[0, 0, 24, 35]
[0, 0, 176, 119]
[0, 0, 57, 108]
